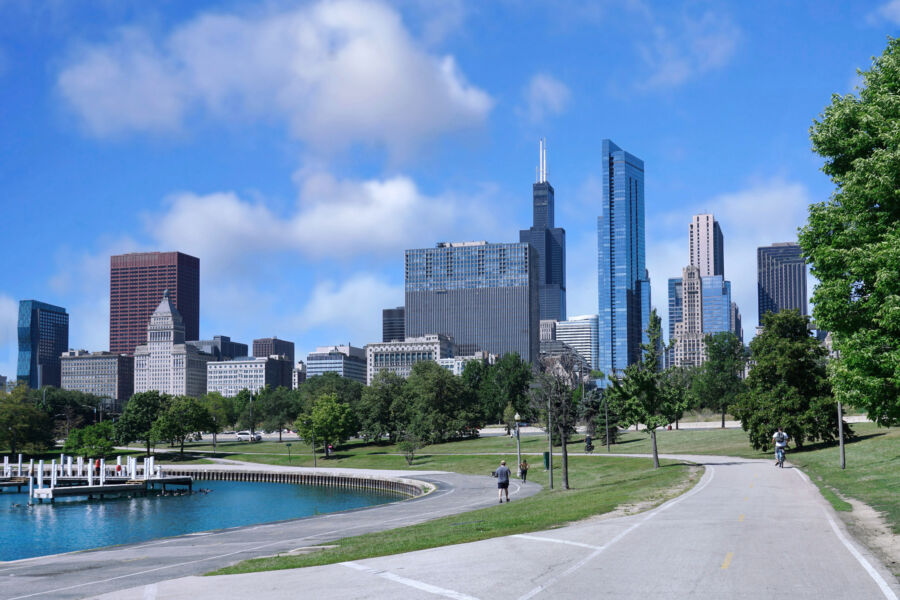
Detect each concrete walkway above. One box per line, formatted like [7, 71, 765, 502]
[95, 454, 899, 600]
[0, 464, 540, 600]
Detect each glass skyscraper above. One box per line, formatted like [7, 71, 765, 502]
[17, 300, 69, 389]
[597, 139, 649, 377]
[702, 276, 732, 334]
[405, 241, 539, 362]
[556, 315, 600, 370]
[520, 139, 566, 321]
[757, 242, 807, 321]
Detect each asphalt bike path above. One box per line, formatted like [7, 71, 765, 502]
[97, 454, 899, 600]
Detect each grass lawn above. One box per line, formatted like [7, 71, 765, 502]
[210, 454, 699, 575]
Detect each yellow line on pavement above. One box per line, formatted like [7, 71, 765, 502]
[721, 552, 734, 570]
[738, 514, 744, 522]
[749, 483, 754, 488]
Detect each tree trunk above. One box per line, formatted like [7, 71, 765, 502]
[559, 427, 569, 490]
[278, 428, 283, 443]
[213, 431, 217, 452]
[650, 429, 660, 469]
[180, 437, 185, 456]
[721, 407, 726, 429]
[146, 439, 151, 458]
[675, 419, 679, 430]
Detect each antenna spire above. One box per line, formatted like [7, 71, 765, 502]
[538, 138, 548, 183]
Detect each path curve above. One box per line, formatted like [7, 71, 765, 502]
[96, 454, 899, 600]
[0, 463, 540, 600]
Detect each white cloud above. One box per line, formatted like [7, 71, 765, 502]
[871, 0, 900, 24]
[295, 273, 404, 353]
[635, 7, 740, 89]
[647, 178, 812, 341]
[57, 0, 492, 155]
[521, 73, 571, 122]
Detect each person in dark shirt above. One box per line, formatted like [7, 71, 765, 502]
[495, 460, 511, 503]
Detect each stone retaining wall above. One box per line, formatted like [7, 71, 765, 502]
[161, 468, 426, 498]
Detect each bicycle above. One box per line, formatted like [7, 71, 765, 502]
[775, 446, 786, 468]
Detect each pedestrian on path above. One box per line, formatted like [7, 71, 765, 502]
[519, 459, 529, 483]
[494, 460, 511, 503]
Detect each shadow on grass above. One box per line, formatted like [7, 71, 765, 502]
[792, 431, 886, 455]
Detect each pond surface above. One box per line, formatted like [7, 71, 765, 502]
[0, 479, 400, 561]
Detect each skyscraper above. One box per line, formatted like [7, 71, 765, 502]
[405, 241, 540, 362]
[186, 335, 248, 361]
[730, 302, 743, 343]
[690, 214, 724, 277]
[382, 307, 405, 342]
[556, 315, 600, 370]
[702, 276, 732, 334]
[252, 337, 295, 364]
[757, 242, 807, 321]
[673, 266, 705, 367]
[520, 139, 566, 321]
[110, 252, 200, 355]
[17, 300, 69, 388]
[597, 139, 649, 376]
[667, 277, 683, 367]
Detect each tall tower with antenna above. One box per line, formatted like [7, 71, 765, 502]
[521, 138, 566, 321]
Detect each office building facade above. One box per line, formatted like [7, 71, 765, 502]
[540, 319, 557, 342]
[597, 139, 650, 376]
[306, 345, 367, 384]
[292, 361, 307, 389]
[690, 214, 724, 277]
[133, 291, 212, 398]
[556, 315, 600, 370]
[405, 241, 540, 362]
[110, 252, 200, 355]
[187, 335, 248, 361]
[17, 300, 69, 389]
[731, 302, 743, 343]
[207, 355, 293, 397]
[61, 350, 134, 412]
[382, 307, 405, 342]
[673, 266, 705, 367]
[253, 337, 295, 365]
[702, 276, 732, 335]
[519, 139, 566, 321]
[757, 242, 807, 321]
[365, 334, 455, 384]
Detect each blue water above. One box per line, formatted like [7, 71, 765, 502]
[0, 480, 400, 561]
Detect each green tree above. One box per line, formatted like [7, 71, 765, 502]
[0, 386, 54, 455]
[799, 37, 900, 426]
[693, 332, 747, 427]
[255, 386, 296, 442]
[200, 391, 234, 450]
[116, 390, 169, 456]
[295, 372, 364, 416]
[294, 393, 356, 455]
[529, 352, 581, 489]
[461, 358, 501, 423]
[660, 366, 696, 430]
[151, 396, 212, 456]
[403, 361, 482, 444]
[607, 310, 681, 468]
[62, 421, 115, 457]
[359, 371, 406, 442]
[234, 389, 263, 433]
[732, 310, 847, 451]
[492, 353, 533, 425]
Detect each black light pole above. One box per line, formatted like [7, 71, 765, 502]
[838, 401, 846, 470]
[547, 393, 553, 490]
[514, 412, 521, 477]
[286, 442, 292, 464]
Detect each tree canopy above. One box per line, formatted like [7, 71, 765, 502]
[116, 390, 170, 456]
[799, 37, 900, 426]
[693, 332, 747, 427]
[0, 386, 54, 455]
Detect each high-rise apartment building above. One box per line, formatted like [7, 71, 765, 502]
[405, 241, 540, 362]
[187, 335, 248, 361]
[61, 350, 134, 412]
[133, 291, 212, 398]
[252, 337, 295, 365]
[17, 300, 68, 389]
[757, 242, 807, 321]
[110, 252, 199, 355]
[597, 139, 650, 376]
[306, 345, 367, 384]
[365, 334, 455, 384]
[519, 139, 566, 321]
[556, 315, 600, 370]
[673, 266, 705, 367]
[702, 276, 732, 335]
[690, 214, 724, 277]
[382, 307, 405, 342]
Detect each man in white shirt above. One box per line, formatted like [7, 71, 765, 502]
[772, 427, 790, 466]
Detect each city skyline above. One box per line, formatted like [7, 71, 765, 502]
[3, 1, 893, 379]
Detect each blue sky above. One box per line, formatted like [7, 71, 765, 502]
[1, 0, 898, 377]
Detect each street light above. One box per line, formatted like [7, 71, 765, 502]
[514, 412, 521, 478]
[285, 442, 292, 464]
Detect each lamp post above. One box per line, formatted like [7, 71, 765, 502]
[285, 442, 292, 464]
[514, 412, 521, 478]
[547, 393, 553, 490]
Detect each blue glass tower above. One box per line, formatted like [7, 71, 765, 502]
[520, 139, 566, 321]
[17, 300, 69, 389]
[702, 276, 732, 334]
[597, 139, 649, 377]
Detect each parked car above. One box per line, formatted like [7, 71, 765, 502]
[236, 430, 262, 442]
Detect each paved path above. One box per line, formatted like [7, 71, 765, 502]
[97, 455, 898, 600]
[0, 464, 540, 600]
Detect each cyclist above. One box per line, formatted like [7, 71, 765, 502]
[772, 427, 790, 467]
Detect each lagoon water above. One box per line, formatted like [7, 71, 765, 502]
[0, 480, 399, 561]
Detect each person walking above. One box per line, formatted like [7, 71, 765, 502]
[495, 460, 511, 503]
[519, 459, 529, 483]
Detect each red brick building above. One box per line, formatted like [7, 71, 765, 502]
[109, 252, 200, 355]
